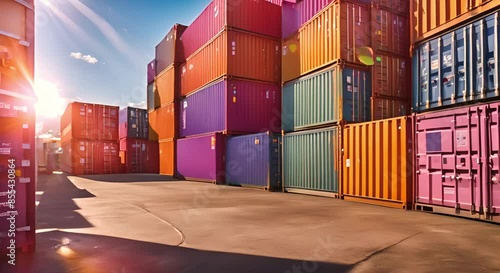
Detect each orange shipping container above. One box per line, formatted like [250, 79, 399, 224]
[155, 102, 176, 139]
[180, 29, 281, 96]
[372, 54, 410, 98]
[282, 32, 301, 83]
[299, 1, 371, 76]
[155, 64, 180, 106]
[411, 0, 500, 44]
[342, 116, 413, 209]
[148, 110, 158, 141]
[159, 138, 175, 176]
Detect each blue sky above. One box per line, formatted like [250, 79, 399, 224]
[34, 0, 211, 133]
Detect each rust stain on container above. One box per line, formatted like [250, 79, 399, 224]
[342, 116, 413, 209]
[159, 138, 175, 176]
[411, 0, 500, 44]
[180, 29, 281, 96]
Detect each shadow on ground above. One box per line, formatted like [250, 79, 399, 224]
[1, 230, 350, 273]
[77, 174, 181, 183]
[36, 174, 95, 230]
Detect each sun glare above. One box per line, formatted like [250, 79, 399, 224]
[34, 79, 67, 119]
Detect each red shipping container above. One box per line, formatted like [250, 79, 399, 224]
[61, 102, 119, 143]
[155, 24, 187, 75]
[371, 6, 410, 57]
[180, 0, 281, 59]
[60, 140, 120, 175]
[372, 54, 410, 99]
[180, 29, 281, 96]
[0, 94, 36, 254]
[119, 138, 159, 173]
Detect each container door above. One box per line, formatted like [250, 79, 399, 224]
[484, 14, 498, 98]
[416, 107, 483, 213]
[487, 104, 500, 216]
[79, 104, 95, 139]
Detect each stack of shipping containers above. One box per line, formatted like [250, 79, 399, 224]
[60, 102, 121, 175]
[175, 0, 282, 185]
[0, 0, 36, 253]
[411, 0, 500, 221]
[119, 107, 159, 173]
[149, 24, 187, 176]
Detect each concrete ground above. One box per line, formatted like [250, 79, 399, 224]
[1, 173, 500, 273]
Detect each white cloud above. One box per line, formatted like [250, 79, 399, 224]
[127, 101, 146, 109]
[70, 52, 99, 64]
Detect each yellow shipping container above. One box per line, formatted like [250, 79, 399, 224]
[342, 116, 413, 209]
[281, 32, 301, 83]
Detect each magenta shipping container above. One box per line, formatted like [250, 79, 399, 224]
[147, 60, 155, 84]
[415, 102, 500, 222]
[176, 133, 226, 184]
[180, 0, 281, 59]
[282, 0, 334, 39]
[179, 78, 281, 137]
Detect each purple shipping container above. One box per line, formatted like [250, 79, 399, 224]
[179, 78, 281, 138]
[180, 0, 281, 59]
[155, 24, 187, 75]
[415, 102, 500, 222]
[176, 133, 225, 184]
[147, 60, 155, 84]
[282, 0, 334, 39]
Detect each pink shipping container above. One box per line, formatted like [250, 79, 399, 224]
[180, 0, 281, 59]
[180, 29, 281, 96]
[119, 138, 159, 173]
[0, 94, 36, 254]
[415, 102, 500, 222]
[282, 0, 334, 39]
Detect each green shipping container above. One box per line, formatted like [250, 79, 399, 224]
[283, 126, 341, 197]
[282, 64, 371, 132]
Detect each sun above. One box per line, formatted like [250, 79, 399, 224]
[34, 79, 67, 119]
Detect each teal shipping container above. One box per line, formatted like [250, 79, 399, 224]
[282, 127, 340, 197]
[282, 64, 371, 132]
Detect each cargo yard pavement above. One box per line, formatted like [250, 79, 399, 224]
[2, 173, 499, 273]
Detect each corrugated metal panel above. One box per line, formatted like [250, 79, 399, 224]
[119, 138, 158, 173]
[60, 140, 120, 175]
[180, 0, 281, 59]
[147, 82, 155, 112]
[486, 103, 500, 219]
[96, 104, 119, 141]
[373, 0, 409, 14]
[176, 133, 226, 184]
[180, 29, 281, 96]
[282, 64, 371, 132]
[156, 103, 176, 140]
[412, 11, 500, 112]
[0, 94, 36, 253]
[226, 132, 281, 190]
[411, 0, 500, 44]
[283, 127, 340, 194]
[372, 54, 410, 98]
[371, 7, 409, 57]
[282, 32, 301, 83]
[299, 1, 371, 76]
[147, 60, 155, 84]
[119, 107, 149, 139]
[282, 0, 334, 39]
[342, 116, 412, 209]
[155, 24, 187, 75]
[155, 64, 179, 106]
[159, 139, 175, 175]
[371, 97, 410, 121]
[180, 78, 281, 137]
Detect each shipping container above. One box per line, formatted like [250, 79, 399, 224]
[0, 94, 36, 253]
[372, 53, 410, 98]
[179, 78, 281, 137]
[119, 107, 149, 139]
[155, 24, 187, 75]
[411, 0, 500, 44]
[342, 116, 412, 209]
[148, 110, 159, 141]
[412, 10, 500, 112]
[265, 0, 283, 5]
[371, 97, 410, 121]
[176, 133, 226, 184]
[147, 59, 155, 84]
[371, 6, 409, 57]
[119, 138, 159, 173]
[282, 64, 371, 133]
[180, 29, 281, 96]
[155, 102, 177, 140]
[0, 33, 33, 97]
[60, 140, 120, 175]
[486, 103, 500, 222]
[155, 64, 180, 106]
[159, 138, 175, 176]
[373, 0, 409, 14]
[226, 132, 281, 191]
[282, 32, 301, 83]
[180, 0, 281, 59]
[283, 127, 340, 197]
[61, 102, 119, 143]
[147, 82, 155, 112]
[299, 1, 371, 75]
[282, 0, 334, 39]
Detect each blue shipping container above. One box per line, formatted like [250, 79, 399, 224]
[119, 107, 149, 139]
[413, 9, 500, 112]
[226, 132, 281, 191]
[282, 64, 371, 132]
